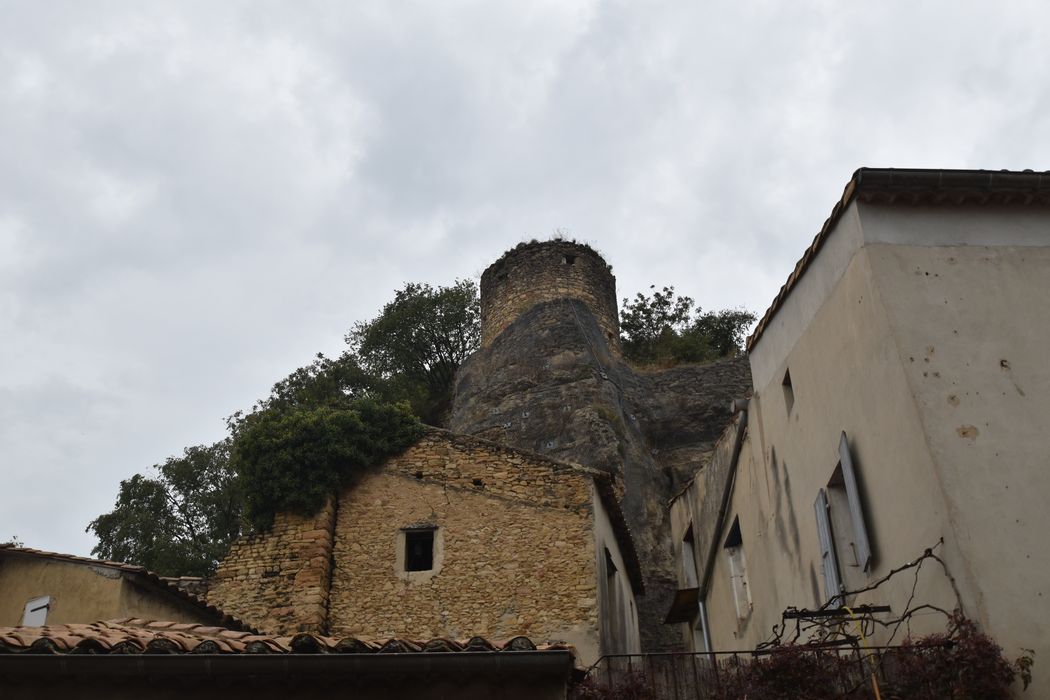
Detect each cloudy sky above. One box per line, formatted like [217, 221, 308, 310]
[3, 1, 1049, 556]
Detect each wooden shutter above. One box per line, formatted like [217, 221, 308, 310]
[839, 432, 872, 572]
[814, 489, 842, 603]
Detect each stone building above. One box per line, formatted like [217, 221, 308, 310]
[206, 239, 750, 659]
[667, 168, 1050, 695]
[208, 429, 643, 666]
[452, 240, 752, 651]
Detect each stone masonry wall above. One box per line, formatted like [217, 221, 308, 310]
[328, 432, 602, 659]
[207, 499, 335, 635]
[481, 240, 620, 353]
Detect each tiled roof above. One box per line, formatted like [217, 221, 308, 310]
[0, 619, 572, 656]
[747, 167, 1050, 352]
[0, 545, 252, 632]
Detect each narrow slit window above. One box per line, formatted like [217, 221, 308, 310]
[404, 530, 434, 572]
[782, 369, 795, 413]
[682, 526, 698, 588]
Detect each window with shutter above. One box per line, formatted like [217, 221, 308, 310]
[21, 596, 50, 626]
[723, 517, 752, 622]
[838, 432, 872, 572]
[814, 489, 843, 604]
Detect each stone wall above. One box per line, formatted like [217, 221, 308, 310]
[207, 500, 335, 634]
[480, 240, 620, 353]
[328, 432, 603, 662]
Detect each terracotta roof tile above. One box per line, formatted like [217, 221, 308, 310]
[0, 620, 574, 658]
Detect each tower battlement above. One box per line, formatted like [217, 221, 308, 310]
[480, 240, 620, 352]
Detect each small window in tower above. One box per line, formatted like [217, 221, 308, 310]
[404, 529, 435, 572]
[563, 254, 576, 265]
[782, 369, 795, 414]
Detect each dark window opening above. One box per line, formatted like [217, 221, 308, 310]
[405, 530, 434, 572]
[682, 525, 699, 588]
[724, 517, 743, 549]
[563, 254, 576, 265]
[782, 369, 795, 413]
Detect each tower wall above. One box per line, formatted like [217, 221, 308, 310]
[480, 241, 620, 353]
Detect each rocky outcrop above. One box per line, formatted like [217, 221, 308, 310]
[451, 297, 752, 652]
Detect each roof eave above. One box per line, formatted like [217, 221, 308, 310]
[746, 167, 1050, 353]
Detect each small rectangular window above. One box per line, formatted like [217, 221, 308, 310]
[404, 530, 434, 572]
[22, 596, 51, 626]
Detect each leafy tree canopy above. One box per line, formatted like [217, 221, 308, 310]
[233, 399, 422, 531]
[347, 279, 480, 424]
[620, 285, 756, 367]
[86, 441, 241, 577]
[88, 280, 474, 574]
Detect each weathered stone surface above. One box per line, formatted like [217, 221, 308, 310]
[208, 500, 335, 634]
[208, 431, 625, 663]
[451, 243, 752, 652]
[329, 432, 600, 653]
[482, 240, 620, 353]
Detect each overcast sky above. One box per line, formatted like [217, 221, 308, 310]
[3, 1, 1049, 556]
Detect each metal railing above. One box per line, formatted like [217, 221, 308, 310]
[574, 643, 957, 700]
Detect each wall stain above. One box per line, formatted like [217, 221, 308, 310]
[1000, 359, 1026, 396]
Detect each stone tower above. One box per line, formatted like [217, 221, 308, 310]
[480, 240, 621, 354]
[451, 240, 753, 652]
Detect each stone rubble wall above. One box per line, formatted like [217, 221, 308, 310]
[481, 240, 620, 354]
[328, 432, 603, 659]
[207, 499, 335, 635]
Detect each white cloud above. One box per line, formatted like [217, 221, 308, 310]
[2, 0, 1050, 554]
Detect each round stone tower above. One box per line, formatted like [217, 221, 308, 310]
[480, 240, 620, 354]
[453, 238, 753, 654]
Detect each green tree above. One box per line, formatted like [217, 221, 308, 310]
[232, 399, 423, 531]
[348, 279, 480, 424]
[87, 278, 477, 573]
[620, 285, 756, 367]
[86, 441, 242, 576]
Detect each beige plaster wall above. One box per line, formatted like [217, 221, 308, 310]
[865, 236, 1050, 691]
[117, 578, 217, 625]
[0, 558, 122, 626]
[699, 201, 1050, 692]
[592, 489, 641, 655]
[704, 247, 970, 650]
[0, 557, 216, 626]
[328, 433, 603, 664]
